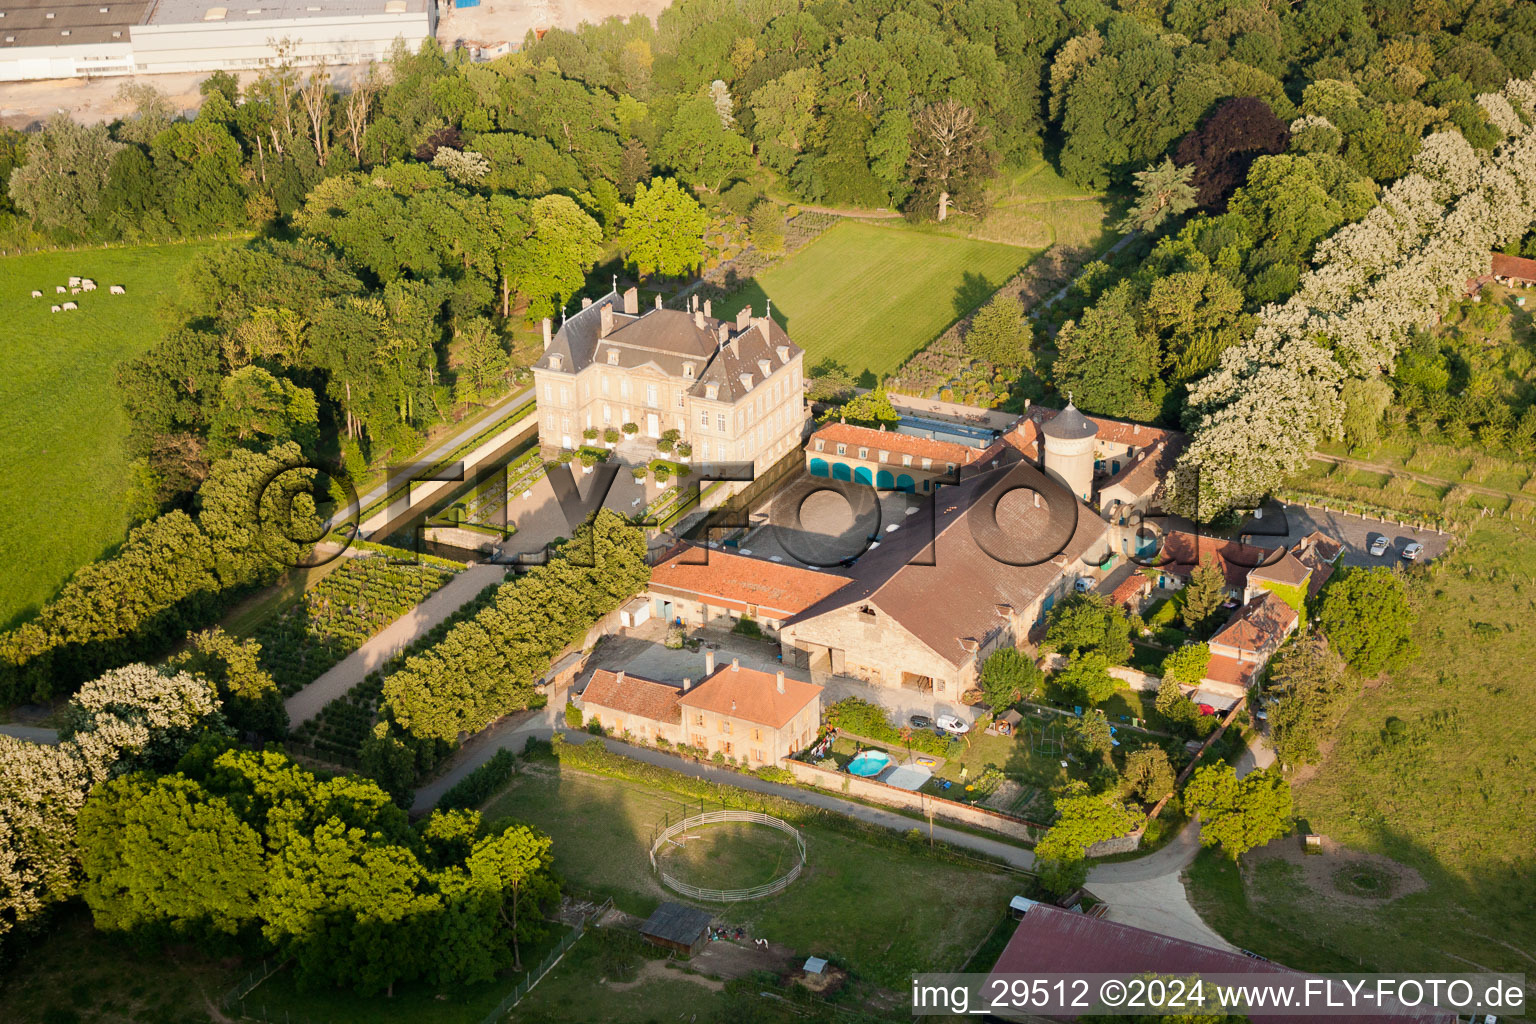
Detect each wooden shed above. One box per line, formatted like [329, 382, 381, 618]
[638, 902, 712, 956]
[991, 709, 1023, 737]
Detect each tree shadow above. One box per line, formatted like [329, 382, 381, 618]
[952, 270, 997, 319]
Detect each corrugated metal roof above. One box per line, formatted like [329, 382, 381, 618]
[640, 901, 712, 945]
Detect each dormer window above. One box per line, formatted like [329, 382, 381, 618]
[814, 439, 825, 452]
[758, 359, 771, 377]
[777, 345, 789, 363]
[878, 450, 889, 463]
[705, 384, 719, 400]
[858, 447, 868, 460]
[836, 444, 847, 456]
[607, 349, 619, 365]
[549, 354, 563, 371]
[902, 455, 913, 467]
[683, 362, 695, 379]
[921, 458, 932, 470]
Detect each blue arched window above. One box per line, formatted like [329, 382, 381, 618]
[876, 470, 895, 489]
[896, 474, 916, 493]
[854, 466, 874, 486]
[832, 462, 853, 481]
[809, 458, 829, 477]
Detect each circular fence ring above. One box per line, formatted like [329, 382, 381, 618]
[648, 809, 807, 903]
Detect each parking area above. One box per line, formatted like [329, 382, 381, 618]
[1245, 503, 1451, 568]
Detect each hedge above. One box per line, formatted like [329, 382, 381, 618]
[823, 698, 959, 757]
[438, 749, 518, 811]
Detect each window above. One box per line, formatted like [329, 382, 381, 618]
[543, 384, 552, 402]
[706, 384, 719, 400]
[946, 462, 956, 473]
[902, 454, 913, 466]
[702, 441, 711, 460]
[550, 355, 562, 370]
[721, 741, 734, 756]
[921, 458, 932, 470]
[751, 728, 762, 742]
[694, 714, 705, 726]
[560, 386, 571, 404]
[751, 748, 765, 763]
[646, 384, 658, 407]
[878, 450, 889, 463]
[677, 391, 685, 408]
[720, 720, 732, 735]
[683, 362, 695, 379]
[600, 375, 609, 395]
[700, 411, 710, 427]
[607, 349, 618, 365]
[620, 379, 630, 398]
[858, 447, 868, 460]
[717, 413, 727, 432]
[836, 443, 846, 455]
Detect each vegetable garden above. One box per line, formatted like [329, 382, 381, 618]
[254, 556, 456, 696]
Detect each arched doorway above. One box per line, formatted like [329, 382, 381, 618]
[854, 466, 873, 486]
[876, 470, 895, 489]
[809, 458, 829, 477]
[832, 462, 852, 481]
[896, 474, 915, 493]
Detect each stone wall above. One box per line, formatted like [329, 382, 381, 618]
[781, 604, 969, 698]
[783, 757, 1043, 843]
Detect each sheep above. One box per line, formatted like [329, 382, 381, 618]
[70, 287, 79, 295]
[50, 305, 61, 313]
[109, 285, 126, 295]
[81, 280, 96, 291]
[56, 285, 66, 294]
[31, 290, 42, 298]
[68, 276, 80, 287]
[61, 301, 78, 311]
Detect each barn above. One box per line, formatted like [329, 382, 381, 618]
[638, 902, 712, 957]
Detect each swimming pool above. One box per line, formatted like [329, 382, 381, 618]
[846, 750, 893, 777]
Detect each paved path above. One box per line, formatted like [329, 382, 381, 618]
[0, 724, 60, 745]
[283, 564, 507, 727]
[328, 388, 534, 531]
[1084, 733, 1274, 950]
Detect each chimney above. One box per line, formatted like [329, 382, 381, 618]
[654, 293, 662, 310]
[736, 305, 752, 329]
[582, 296, 592, 309]
[623, 286, 639, 314]
[752, 315, 770, 337]
[717, 324, 729, 348]
[703, 299, 712, 318]
[705, 649, 716, 674]
[617, 669, 626, 685]
[776, 670, 785, 694]
[731, 657, 740, 671]
[694, 309, 706, 329]
[600, 305, 614, 337]
[541, 317, 552, 351]
[682, 676, 692, 692]
[690, 295, 698, 312]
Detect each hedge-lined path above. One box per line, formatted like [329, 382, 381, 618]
[282, 563, 507, 727]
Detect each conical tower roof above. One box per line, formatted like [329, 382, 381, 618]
[1041, 399, 1098, 441]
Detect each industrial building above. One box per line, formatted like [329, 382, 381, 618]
[0, 0, 435, 81]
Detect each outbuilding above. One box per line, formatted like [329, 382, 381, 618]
[639, 901, 713, 957]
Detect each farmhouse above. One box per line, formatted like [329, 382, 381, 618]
[677, 659, 822, 765]
[779, 458, 1108, 697]
[1203, 590, 1300, 689]
[647, 542, 852, 637]
[532, 287, 808, 474]
[579, 669, 683, 747]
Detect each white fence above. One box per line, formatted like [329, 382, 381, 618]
[648, 809, 806, 902]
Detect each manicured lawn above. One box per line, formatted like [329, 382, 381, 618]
[1186, 518, 1536, 976]
[482, 767, 1019, 988]
[0, 240, 237, 628]
[716, 221, 1032, 384]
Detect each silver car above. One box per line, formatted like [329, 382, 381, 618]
[1369, 536, 1391, 557]
[1401, 541, 1425, 562]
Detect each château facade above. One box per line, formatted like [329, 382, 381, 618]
[531, 287, 809, 474]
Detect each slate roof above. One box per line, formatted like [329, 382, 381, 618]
[677, 663, 822, 730]
[1209, 591, 1298, 656]
[991, 905, 1454, 1024]
[786, 457, 1108, 668]
[1247, 550, 1312, 588]
[809, 422, 980, 468]
[581, 669, 682, 725]
[535, 291, 801, 404]
[1038, 401, 1098, 440]
[649, 544, 853, 620]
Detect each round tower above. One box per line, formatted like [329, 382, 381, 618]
[1041, 400, 1098, 503]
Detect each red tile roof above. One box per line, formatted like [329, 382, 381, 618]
[1203, 653, 1259, 687]
[1291, 531, 1342, 564]
[582, 669, 682, 725]
[649, 544, 852, 620]
[1108, 572, 1151, 608]
[677, 663, 822, 730]
[1247, 550, 1312, 587]
[809, 421, 980, 467]
[1018, 406, 1175, 449]
[1490, 252, 1536, 282]
[991, 905, 1452, 1024]
[1209, 591, 1298, 657]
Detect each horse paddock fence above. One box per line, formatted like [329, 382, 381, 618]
[648, 809, 806, 902]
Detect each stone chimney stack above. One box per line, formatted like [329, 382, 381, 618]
[582, 296, 593, 308]
[617, 670, 626, 685]
[654, 293, 662, 310]
[731, 657, 740, 671]
[705, 649, 715, 675]
[694, 309, 706, 329]
[776, 670, 785, 694]
[690, 295, 698, 312]
[599, 305, 614, 338]
[703, 299, 712, 318]
[682, 677, 692, 692]
[541, 317, 552, 351]
[736, 305, 752, 329]
[717, 324, 730, 348]
[622, 286, 639, 314]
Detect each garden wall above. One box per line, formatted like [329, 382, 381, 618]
[783, 757, 1044, 843]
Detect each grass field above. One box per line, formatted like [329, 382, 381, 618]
[482, 766, 1019, 989]
[0, 240, 236, 629]
[716, 221, 1032, 384]
[967, 157, 1115, 250]
[654, 819, 802, 890]
[1186, 518, 1536, 976]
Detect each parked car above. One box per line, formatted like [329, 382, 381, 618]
[1401, 541, 1425, 562]
[1369, 535, 1391, 557]
[1074, 576, 1096, 592]
[908, 714, 933, 730]
[935, 714, 970, 735]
